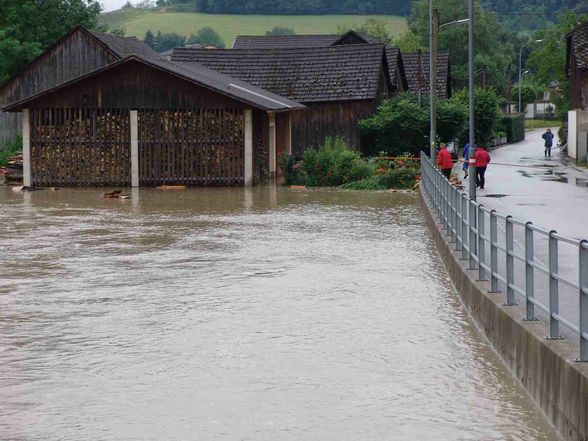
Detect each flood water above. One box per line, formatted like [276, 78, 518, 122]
[0, 187, 559, 440]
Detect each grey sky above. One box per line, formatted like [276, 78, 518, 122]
[100, 0, 127, 12]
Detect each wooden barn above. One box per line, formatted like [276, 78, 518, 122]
[0, 26, 159, 146]
[567, 21, 588, 110]
[232, 30, 376, 49]
[171, 43, 398, 155]
[400, 51, 452, 99]
[3, 55, 304, 187]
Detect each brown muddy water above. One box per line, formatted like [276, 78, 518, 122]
[0, 186, 559, 441]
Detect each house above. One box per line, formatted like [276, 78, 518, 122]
[567, 21, 588, 110]
[3, 55, 304, 187]
[400, 51, 451, 99]
[232, 32, 450, 99]
[160, 43, 221, 60]
[172, 43, 396, 155]
[566, 21, 588, 161]
[232, 31, 375, 49]
[0, 26, 159, 146]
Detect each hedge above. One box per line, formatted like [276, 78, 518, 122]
[501, 114, 525, 143]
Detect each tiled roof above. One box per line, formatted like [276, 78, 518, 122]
[385, 47, 403, 89]
[571, 21, 588, 70]
[401, 51, 450, 98]
[232, 31, 375, 49]
[3, 55, 305, 112]
[171, 44, 387, 103]
[90, 31, 159, 59]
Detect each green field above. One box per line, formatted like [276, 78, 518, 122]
[100, 8, 407, 47]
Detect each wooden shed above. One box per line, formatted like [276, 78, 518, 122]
[3, 56, 304, 187]
[0, 26, 158, 146]
[171, 44, 394, 155]
[400, 51, 452, 99]
[567, 21, 588, 110]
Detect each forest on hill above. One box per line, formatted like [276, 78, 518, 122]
[157, 0, 587, 28]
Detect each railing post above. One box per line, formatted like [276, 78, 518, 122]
[461, 194, 468, 260]
[450, 187, 456, 243]
[524, 222, 538, 320]
[578, 240, 588, 361]
[455, 189, 462, 251]
[490, 210, 499, 292]
[547, 231, 561, 339]
[469, 200, 477, 270]
[478, 205, 486, 281]
[505, 216, 516, 306]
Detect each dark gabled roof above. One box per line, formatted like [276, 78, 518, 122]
[3, 55, 304, 112]
[569, 21, 588, 70]
[232, 31, 375, 49]
[385, 47, 408, 91]
[171, 44, 388, 103]
[401, 51, 450, 98]
[90, 31, 159, 59]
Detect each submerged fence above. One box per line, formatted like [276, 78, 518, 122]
[420, 152, 588, 361]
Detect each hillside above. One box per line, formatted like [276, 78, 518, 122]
[99, 8, 407, 46]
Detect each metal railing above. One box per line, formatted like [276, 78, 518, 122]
[420, 152, 588, 361]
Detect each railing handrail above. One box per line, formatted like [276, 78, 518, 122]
[420, 151, 588, 361]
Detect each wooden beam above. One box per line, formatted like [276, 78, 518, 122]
[268, 112, 276, 177]
[244, 109, 253, 186]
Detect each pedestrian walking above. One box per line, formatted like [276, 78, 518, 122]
[474, 145, 491, 189]
[462, 142, 475, 179]
[542, 128, 555, 158]
[437, 143, 453, 180]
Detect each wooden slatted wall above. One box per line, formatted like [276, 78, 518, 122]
[30, 108, 130, 186]
[138, 109, 244, 186]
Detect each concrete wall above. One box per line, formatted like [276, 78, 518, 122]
[420, 189, 588, 441]
[569, 110, 588, 161]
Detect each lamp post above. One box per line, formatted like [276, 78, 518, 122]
[468, 0, 476, 200]
[518, 39, 543, 113]
[429, 10, 468, 162]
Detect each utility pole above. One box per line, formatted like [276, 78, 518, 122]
[468, 0, 476, 201]
[429, 4, 439, 161]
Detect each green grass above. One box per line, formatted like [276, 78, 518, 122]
[524, 119, 560, 131]
[99, 9, 407, 47]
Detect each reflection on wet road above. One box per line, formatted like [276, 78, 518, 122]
[0, 187, 559, 440]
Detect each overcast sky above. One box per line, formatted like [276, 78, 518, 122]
[100, 0, 128, 12]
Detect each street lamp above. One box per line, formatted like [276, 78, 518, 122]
[518, 39, 543, 113]
[429, 8, 468, 162]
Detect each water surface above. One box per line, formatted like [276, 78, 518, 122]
[0, 187, 559, 440]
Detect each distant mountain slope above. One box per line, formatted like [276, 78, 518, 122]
[99, 9, 407, 45]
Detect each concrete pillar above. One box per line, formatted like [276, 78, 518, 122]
[569, 110, 578, 160]
[22, 108, 31, 187]
[244, 109, 253, 186]
[130, 110, 139, 187]
[268, 112, 276, 178]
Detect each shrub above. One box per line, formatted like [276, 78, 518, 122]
[452, 87, 500, 145]
[298, 137, 375, 187]
[501, 114, 525, 143]
[377, 168, 419, 189]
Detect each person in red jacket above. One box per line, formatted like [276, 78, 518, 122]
[474, 145, 491, 189]
[436, 144, 453, 180]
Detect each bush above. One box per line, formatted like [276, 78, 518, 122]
[452, 87, 500, 145]
[341, 176, 386, 190]
[377, 168, 419, 189]
[286, 137, 375, 187]
[359, 92, 467, 156]
[501, 114, 525, 143]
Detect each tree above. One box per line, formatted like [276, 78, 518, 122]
[359, 92, 467, 156]
[408, 0, 518, 95]
[526, 11, 588, 119]
[265, 27, 296, 36]
[452, 87, 500, 145]
[144, 29, 156, 48]
[512, 84, 538, 112]
[0, 0, 102, 85]
[154, 32, 186, 52]
[337, 18, 391, 43]
[392, 30, 426, 52]
[186, 27, 224, 47]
